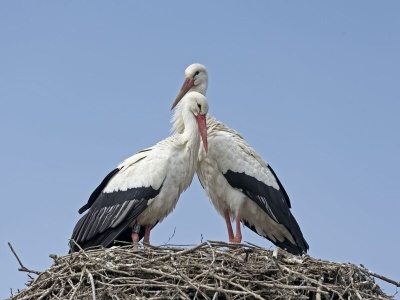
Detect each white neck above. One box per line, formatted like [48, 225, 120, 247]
[172, 80, 208, 134]
[175, 104, 200, 147]
[172, 105, 202, 180]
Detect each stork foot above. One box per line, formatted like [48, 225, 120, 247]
[229, 234, 242, 244]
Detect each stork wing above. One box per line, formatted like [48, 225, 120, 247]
[223, 169, 308, 254]
[70, 183, 162, 252]
[208, 127, 308, 253]
[78, 168, 120, 214]
[70, 149, 165, 252]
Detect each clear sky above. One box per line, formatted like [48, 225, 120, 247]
[1, 1, 399, 299]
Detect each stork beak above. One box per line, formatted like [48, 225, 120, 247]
[171, 77, 195, 110]
[196, 114, 208, 153]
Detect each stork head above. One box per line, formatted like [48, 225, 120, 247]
[171, 63, 208, 110]
[182, 91, 209, 152]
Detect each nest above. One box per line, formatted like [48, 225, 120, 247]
[8, 241, 397, 300]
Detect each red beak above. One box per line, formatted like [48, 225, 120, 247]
[195, 114, 208, 153]
[171, 77, 195, 110]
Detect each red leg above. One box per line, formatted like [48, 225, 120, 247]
[232, 216, 242, 243]
[131, 232, 139, 250]
[224, 211, 235, 242]
[143, 225, 151, 245]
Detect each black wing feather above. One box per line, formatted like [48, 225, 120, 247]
[223, 170, 309, 254]
[242, 221, 304, 255]
[267, 165, 291, 208]
[78, 168, 120, 214]
[70, 185, 162, 252]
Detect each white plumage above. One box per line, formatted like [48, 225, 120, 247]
[172, 64, 309, 255]
[70, 91, 208, 252]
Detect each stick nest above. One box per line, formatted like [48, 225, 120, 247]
[9, 241, 396, 300]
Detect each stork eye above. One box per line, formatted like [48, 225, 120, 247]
[197, 103, 202, 110]
[194, 71, 200, 78]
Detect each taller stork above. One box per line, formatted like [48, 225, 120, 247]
[171, 64, 309, 255]
[70, 91, 208, 252]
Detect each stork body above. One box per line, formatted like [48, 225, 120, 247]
[70, 91, 208, 252]
[172, 64, 309, 255]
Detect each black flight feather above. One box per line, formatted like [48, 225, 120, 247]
[78, 168, 120, 214]
[70, 184, 162, 252]
[223, 170, 309, 254]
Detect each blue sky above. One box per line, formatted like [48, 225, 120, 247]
[1, 1, 399, 298]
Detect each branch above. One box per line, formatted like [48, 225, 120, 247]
[359, 266, 400, 287]
[8, 242, 40, 275]
[86, 269, 96, 300]
[164, 227, 176, 245]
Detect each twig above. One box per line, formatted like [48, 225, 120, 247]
[359, 266, 400, 287]
[244, 241, 264, 249]
[142, 241, 209, 265]
[69, 239, 90, 258]
[272, 247, 279, 259]
[86, 269, 96, 300]
[272, 247, 283, 274]
[37, 287, 52, 300]
[68, 271, 84, 300]
[7, 242, 41, 275]
[164, 227, 176, 245]
[316, 276, 324, 300]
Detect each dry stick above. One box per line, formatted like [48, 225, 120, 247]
[210, 272, 264, 300]
[316, 276, 324, 300]
[69, 239, 91, 260]
[164, 226, 177, 245]
[348, 268, 362, 300]
[7, 242, 24, 268]
[207, 240, 244, 249]
[145, 243, 184, 251]
[7, 242, 41, 275]
[86, 269, 96, 300]
[244, 240, 266, 249]
[359, 267, 400, 287]
[17, 290, 51, 300]
[177, 289, 191, 300]
[280, 265, 343, 299]
[196, 248, 218, 285]
[180, 271, 211, 300]
[37, 287, 52, 300]
[211, 291, 218, 300]
[142, 241, 209, 265]
[58, 279, 66, 298]
[272, 248, 284, 274]
[68, 270, 84, 300]
[224, 272, 325, 295]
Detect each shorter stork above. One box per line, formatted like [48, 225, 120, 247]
[70, 91, 208, 252]
[172, 64, 309, 255]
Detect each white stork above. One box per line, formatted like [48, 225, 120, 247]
[70, 91, 208, 252]
[171, 64, 309, 255]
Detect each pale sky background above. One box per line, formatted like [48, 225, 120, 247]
[1, 1, 399, 299]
